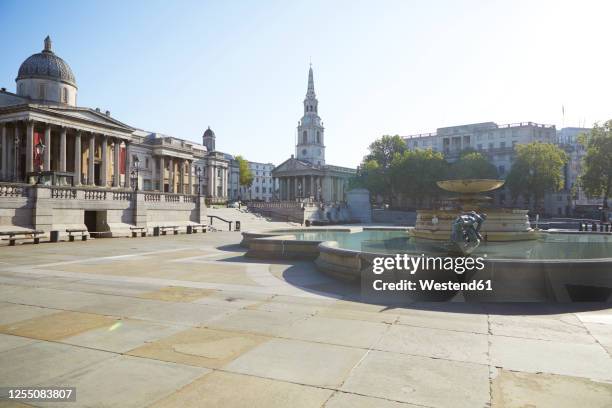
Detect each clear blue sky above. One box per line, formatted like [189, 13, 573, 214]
[1, 0, 611, 167]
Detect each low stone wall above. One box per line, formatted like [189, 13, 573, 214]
[372, 209, 416, 225]
[0, 184, 34, 229]
[0, 182, 206, 236]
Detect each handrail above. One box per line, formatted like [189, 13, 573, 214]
[208, 215, 233, 231]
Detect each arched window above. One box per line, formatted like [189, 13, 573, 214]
[18, 83, 24, 95]
[302, 131, 307, 144]
[38, 84, 46, 99]
[62, 88, 68, 103]
[316, 131, 320, 143]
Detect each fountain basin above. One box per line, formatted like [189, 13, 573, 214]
[243, 227, 612, 301]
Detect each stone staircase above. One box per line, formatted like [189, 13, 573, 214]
[206, 207, 299, 232]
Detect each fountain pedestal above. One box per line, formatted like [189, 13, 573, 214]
[410, 179, 541, 242]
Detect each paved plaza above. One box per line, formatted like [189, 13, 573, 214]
[0, 232, 610, 407]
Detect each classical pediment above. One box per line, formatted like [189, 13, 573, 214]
[44, 106, 134, 131]
[272, 157, 322, 175]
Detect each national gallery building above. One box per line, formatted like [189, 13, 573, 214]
[0, 37, 228, 234]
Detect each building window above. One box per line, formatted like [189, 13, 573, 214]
[145, 158, 149, 169]
[316, 131, 320, 143]
[18, 83, 24, 95]
[38, 84, 46, 99]
[62, 87, 68, 103]
[488, 143, 494, 149]
[477, 144, 483, 150]
[500, 142, 506, 149]
[302, 131, 307, 144]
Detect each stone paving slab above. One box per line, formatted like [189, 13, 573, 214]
[375, 324, 489, 364]
[340, 350, 490, 408]
[490, 335, 612, 381]
[394, 308, 489, 334]
[207, 309, 309, 337]
[225, 338, 367, 388]
[491, 368, 612, 408]
[0, 333, 38, 353]
[0, 342, 113, 387]
[324, 391, 422, 408]
[128, 327, 269, 369]
[150, 371, 333, 408]
[35, 355, 208, 408]
[60, 318, 185, 353]
[280, 315, 390, 348]
[137, 285, 215, 302]
[0, 311, 117, 341]
[489, 313, 595, 343]
[0, 304, 58, 326]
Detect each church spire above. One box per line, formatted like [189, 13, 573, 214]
[306, 64, 316, 99]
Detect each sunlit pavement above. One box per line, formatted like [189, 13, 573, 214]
[0, 232, 611, 407]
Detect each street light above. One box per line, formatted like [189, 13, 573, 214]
[195, 166, 202, 196]
[131, 156, 140, 191]
[35, 139, 46, 184]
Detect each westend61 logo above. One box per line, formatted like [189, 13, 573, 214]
[369, 254, 493, 292]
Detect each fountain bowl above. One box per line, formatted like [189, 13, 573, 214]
[437, 179, 505, 194]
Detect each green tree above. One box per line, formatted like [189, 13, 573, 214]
[357, 135, 407, 203]
[390, 148, 448, 207]
[448, 151, 498, 180]
[506, 142, 568, 211]
[235, 155, 254, 199]
[579, 120, 612, 213]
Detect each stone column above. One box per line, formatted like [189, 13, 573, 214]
[59, 127, 67, 172]
[168, 157, 174, 193]
[101, 135, 109, 187]
[43, 124, 51, 172]
[211, 165, 216, 197]
[179, 160, 187, 194]
[1, 123, 6, 180]
[7, 125, 14, 180]
[88, 134, 95, 185]
[159, 156, 165, 191]
[124, 142, 131, 188]
[113, 138, 121, 187]
[26, 121, 34, 177]
[188, 161, 193, 195]
[293, 176, 298, 200]
[74, 131, 82, 185]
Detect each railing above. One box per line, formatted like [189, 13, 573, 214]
[51, 188, 77, 199]
[208, 215, 233, 231]
[112, 192, 132, 201]
[84, 190, 107, 200]
[143, 191, 198, 203]
[0, 183, 29, 198]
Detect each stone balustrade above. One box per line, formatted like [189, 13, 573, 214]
[51, 188, 77, 200]
[0, 183, 29, 198]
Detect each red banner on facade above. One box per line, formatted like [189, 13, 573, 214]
[33, 132, 43, 168]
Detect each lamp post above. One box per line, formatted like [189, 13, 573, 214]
[195, 166, 202, 196]
[131, 157, 140, 191]
[35, 139, 46, 184]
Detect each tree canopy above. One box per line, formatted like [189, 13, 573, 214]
[448, 151, 498, 180]
[505, 142, 568, 210]
[390, 149, 448, 206]
[235, 155, 254, 188]
[579, 120, 612, 211]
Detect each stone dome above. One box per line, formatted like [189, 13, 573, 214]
[203, 126, 215, 138]
[16, 36, 76, 87]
